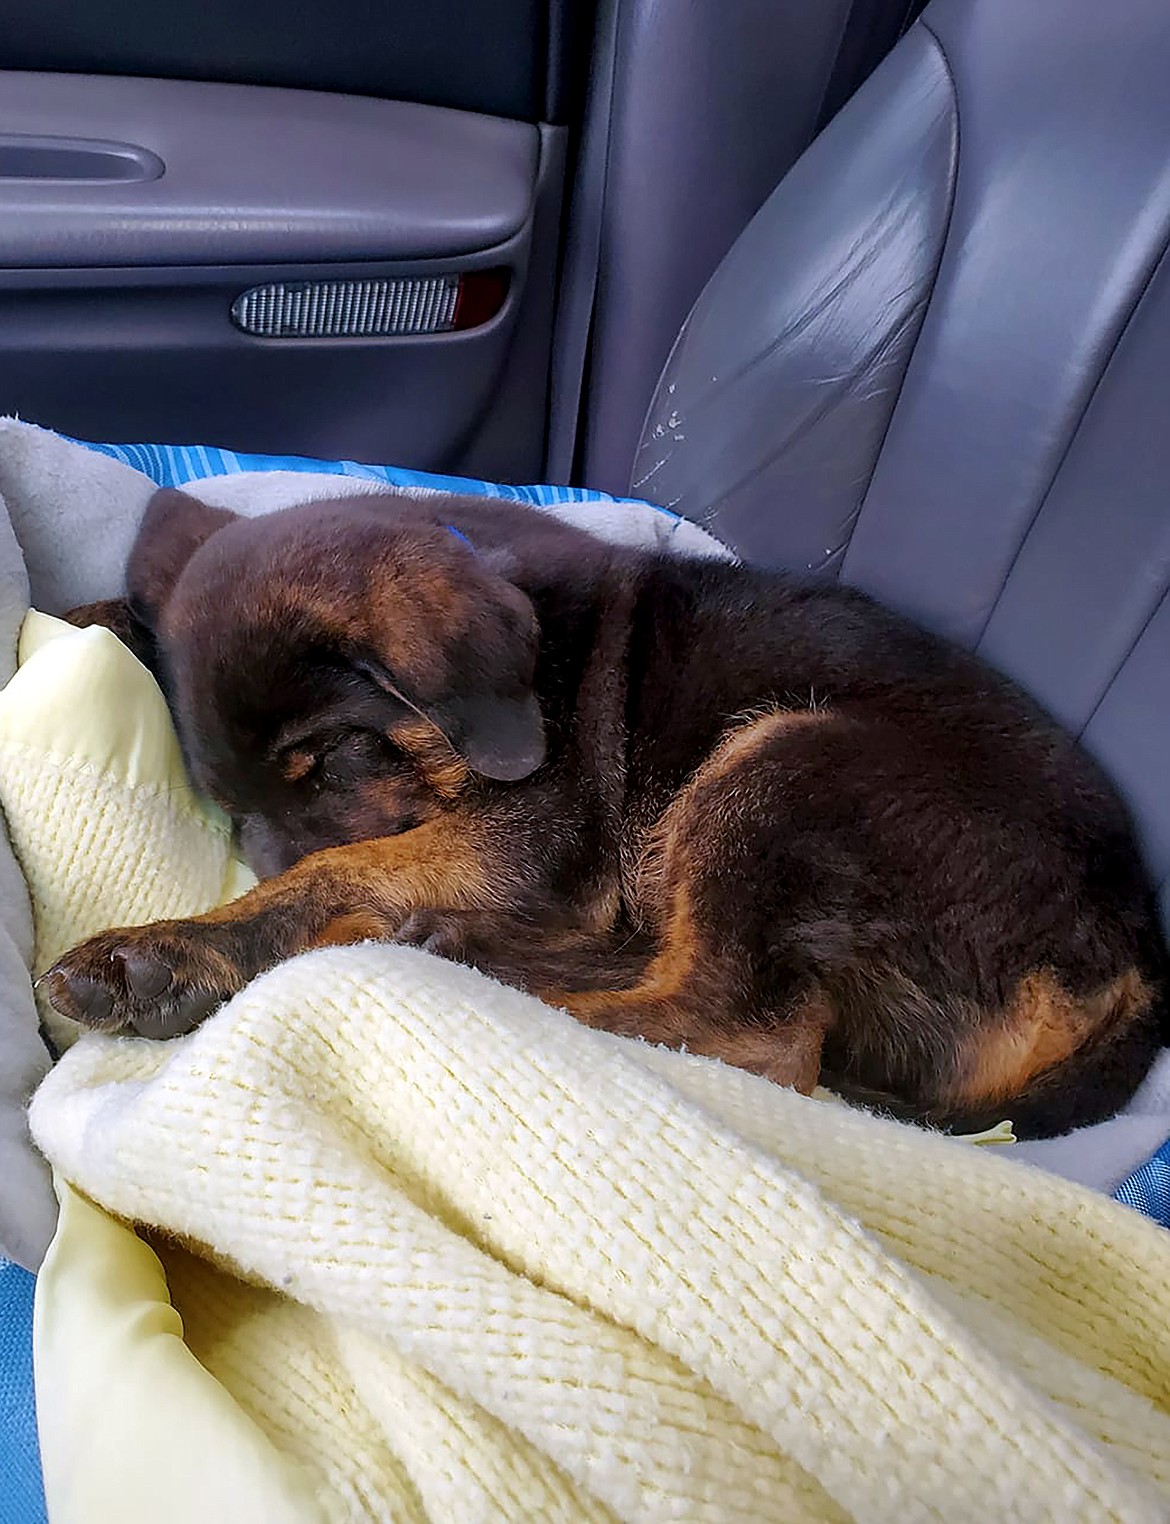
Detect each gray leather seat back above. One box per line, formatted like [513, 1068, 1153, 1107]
[634, 0, 1170, 932]
[554, 0, 857, 495]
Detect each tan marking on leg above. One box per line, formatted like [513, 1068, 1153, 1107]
[947, 967, 1153, 1108]
[550, 976, 831, 1093]
[547, 882, 700, 1027]
[549, 707, 839, 1082]
[44, 815, 498, 1036]
[196, 815, 493, 948]
[633, 705, 835, 912]
[309, 911, 398, 949]
[699, 704, 835, 787]
[690, 990, 832, 1092]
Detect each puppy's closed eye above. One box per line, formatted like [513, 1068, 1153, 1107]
[280, 731, 396, 790]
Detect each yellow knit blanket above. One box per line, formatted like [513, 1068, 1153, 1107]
[13, 615, 1170, 1523]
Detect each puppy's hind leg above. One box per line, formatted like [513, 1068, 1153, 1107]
[539, 710, 844, 1092]
[552, 962, 833, 1094]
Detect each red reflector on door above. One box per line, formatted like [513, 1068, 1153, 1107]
[451, 269, 510, 330]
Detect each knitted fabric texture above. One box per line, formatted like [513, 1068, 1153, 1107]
[0, 611, 255, 1052]
[12, 613, 1170, 1523]
[29, 947, 1170, 1523]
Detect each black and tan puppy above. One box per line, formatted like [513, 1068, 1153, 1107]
[48, 486, 1166, 1137]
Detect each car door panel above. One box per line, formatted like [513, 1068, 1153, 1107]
[0, 75, 539, 266]
[0, 71, 562, 476]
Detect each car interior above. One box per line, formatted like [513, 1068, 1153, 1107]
[1, 0, 1169, 1516]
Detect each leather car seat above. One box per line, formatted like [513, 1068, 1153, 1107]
[632, 0, 1170, 935]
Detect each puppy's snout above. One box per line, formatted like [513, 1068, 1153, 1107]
[236, 816, 304, 879]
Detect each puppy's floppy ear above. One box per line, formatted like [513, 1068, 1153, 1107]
[64, 598, 161, 675]
[357, 531, 546, 783]
[126, 488, 237, 627]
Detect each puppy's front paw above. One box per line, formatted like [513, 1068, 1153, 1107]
[42, 923, 248, 1039]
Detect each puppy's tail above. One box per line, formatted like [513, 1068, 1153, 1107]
[828, 982, 1167, 1143]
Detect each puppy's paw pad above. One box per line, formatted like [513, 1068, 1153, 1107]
[43, 928, 244, 1039]
[42, 968, 115, 1028]
[120, 948, 174, 1000]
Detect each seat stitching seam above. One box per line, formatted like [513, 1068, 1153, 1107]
[974, 242, 1170, 652]
[840, 18, 960, 583]
[1075, 583, 1169, 743]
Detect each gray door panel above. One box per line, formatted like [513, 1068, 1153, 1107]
[0, 74, 539, 267]
[0, 72, 560, 477]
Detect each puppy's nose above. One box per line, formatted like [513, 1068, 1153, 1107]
[238, 818, 307, 878]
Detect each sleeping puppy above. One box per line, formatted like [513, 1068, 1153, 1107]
[48, 487, 1166, 1138]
